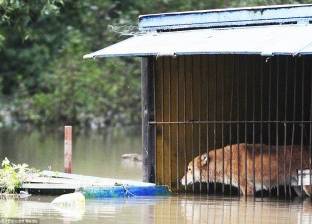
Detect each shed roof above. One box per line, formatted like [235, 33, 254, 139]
[83, 24, 312, 58]
[83, 4, 312, 58]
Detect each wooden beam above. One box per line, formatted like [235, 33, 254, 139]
[142, 57, 156, 183]
[64, 126, 72, 173]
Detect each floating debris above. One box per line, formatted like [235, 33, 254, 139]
[298, 169, 312, 197]
[81, 185, 170, 198]
[18, 170, 170, 197]
[51, 192, 85, 221]
[121, 153, 142, 162]
[51, 192, 85, 207]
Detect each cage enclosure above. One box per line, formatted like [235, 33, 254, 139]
[84, 4, 312, 197]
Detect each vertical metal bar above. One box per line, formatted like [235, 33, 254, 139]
[229, 56, 234, 196]
[153, 59, 157, 184]
[309, 56, 312, 190]
[289, 57, 297, 198]
[199, 56, 202, 194]
[176, 57, 180, 192]
[283, 57, 288, 198]
[222, 55, 225, 195]
[244, 55, 248, 197]
[276, 57, 280, 198]
[206, 55, 210, 194]
[252, 56, 256, 196]
[161, 58, 165, 185]
[169, 58, 172, 190]
[268, 57, 272, 197]
[300, 57, 305, 197]
[237, 55, 240, 197]
[214, 55, 217, 194]
[260, 57, 264, 198]
[191, 56, 195, 193]
[183, 57, 187, 191]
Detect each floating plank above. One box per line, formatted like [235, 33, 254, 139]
[81, 185, 170, 198]
[20, 171, 169, 197]
[22, 183, 81, 190]
[39, 170, 154, 187]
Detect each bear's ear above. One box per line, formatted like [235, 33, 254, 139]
[201, 153, 208, 166]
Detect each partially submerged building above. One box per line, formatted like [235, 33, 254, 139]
[84, 4, 312, 196]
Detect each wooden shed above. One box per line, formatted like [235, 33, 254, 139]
[84, 4, 312, 196]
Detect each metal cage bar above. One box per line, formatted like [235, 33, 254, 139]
[300, 57, 305, 197]
[221, 55, 225, 195]
[199, 56, 203, 194]
[260, 57, 264, 198]
[191, 56, 195, 193]
[310, 57, 312, 189]
[150, 55, 312, 198]
[168, 58, 172, 190]
[153, 58, 157, 184]
[229, 56, 234, 196]
[283, 57, 288, 198]
[236, 55, 241, 197]
[310, 58, 312, 190]
[244, 55, 248, 197]
[183, 56, 187, 191]
[276, 57, 280, 197]
[252, 56, 256, 196]
[268, 57, 272, 197]
[176, 57, 180, 192]
[214, 55, 218, 195]
[289, 57, 297, 198]
[206, 55, 210, 194]
[161, 58, 165, 186]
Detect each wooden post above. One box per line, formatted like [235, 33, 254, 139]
[142, 57, 155, 183]
[64, 126, 72, 173]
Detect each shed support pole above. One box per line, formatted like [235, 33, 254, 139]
[142, 57, 155, 183]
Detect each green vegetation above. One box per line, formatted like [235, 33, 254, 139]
[0, 158, 35, 193]
[0, 0, 311, 129]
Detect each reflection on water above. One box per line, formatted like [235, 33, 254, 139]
[0, 127, 142, 180]
[0, 196, 312, 224]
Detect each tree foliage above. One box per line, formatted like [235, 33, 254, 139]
[0, 0, 311, 128]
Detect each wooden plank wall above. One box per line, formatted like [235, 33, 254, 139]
[152, 55, 312, 192]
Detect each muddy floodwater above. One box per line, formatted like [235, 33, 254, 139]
[0, 196, 312, 224]
[1, 127, 312, 224]
[0, 127, 142, 180]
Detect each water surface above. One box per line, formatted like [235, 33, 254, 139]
[0, 196, 312, 224]
[0, 127, 142, 180]
[1, 127, 312, 223]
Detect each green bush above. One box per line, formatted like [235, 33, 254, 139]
[0, 158, 35, 193]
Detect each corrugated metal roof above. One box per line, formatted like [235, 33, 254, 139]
[83, 24, 312, 59]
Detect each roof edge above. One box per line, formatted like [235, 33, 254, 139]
[138, 4, 312, 31]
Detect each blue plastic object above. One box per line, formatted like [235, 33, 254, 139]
[81, 185, 170, 198]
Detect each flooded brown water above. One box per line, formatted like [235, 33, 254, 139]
[1, 127, 312, 223]
[0, 127, 142, 180]
[0, 196, 312, 223]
